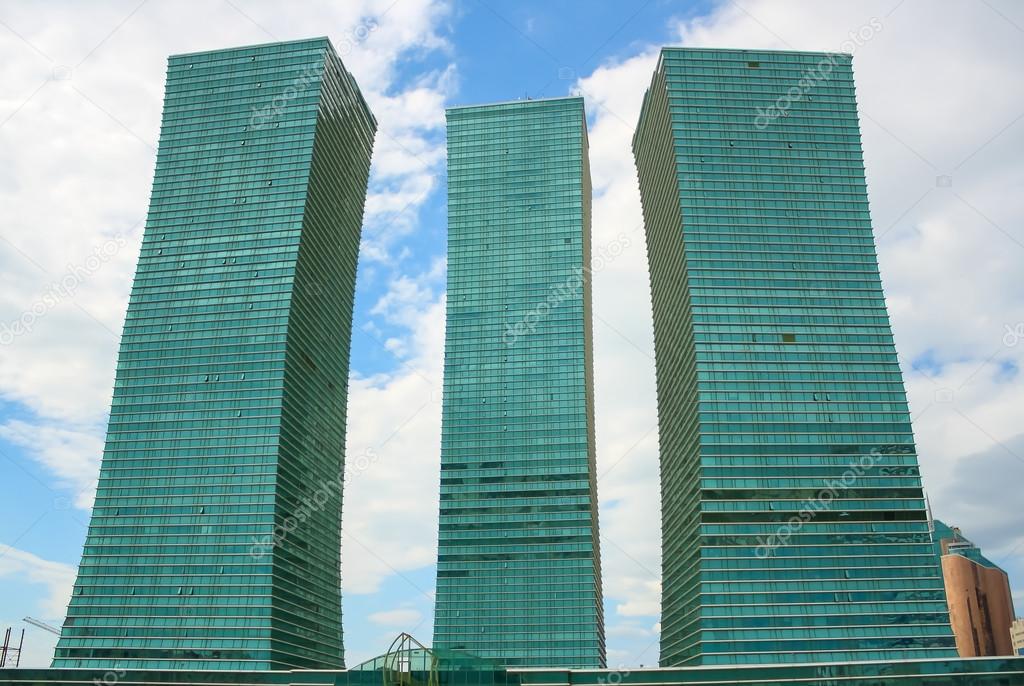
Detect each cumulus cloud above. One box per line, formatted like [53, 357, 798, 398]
[369, 607, 424, 628]
[0, 545, 76, 667]
[0, 420, 102, 509]
[0, 0, 456, 502]
[341, 257, 447, 596]
[0, 544, 76, 618]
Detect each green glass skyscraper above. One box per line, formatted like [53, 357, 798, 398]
[51, 38, 375, 670]
[433, 97, 605, 668]
[632, 48, 957, 666]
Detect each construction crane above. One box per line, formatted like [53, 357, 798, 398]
[23, 617, 61, 636]
[0, 627, 24, 668]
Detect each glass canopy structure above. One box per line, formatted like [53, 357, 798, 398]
[4, 654, 1023, 685]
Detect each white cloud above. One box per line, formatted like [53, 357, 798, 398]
[371, 258, 446, 327]
[0, 544, 76, 618]
[0, 0, 456, 499]
[343, 286, 445, 595]
[0, 545, 76, 668]
[0, 420, 102, 509]
[369, 607, 424, 628]
[606, 622, 655, 639]
[360, 42, 456, 264]
[572, 50, 666, 644]
[613, 584, 661, 618]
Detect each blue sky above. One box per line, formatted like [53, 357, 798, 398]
[1, 0, 1023, 669]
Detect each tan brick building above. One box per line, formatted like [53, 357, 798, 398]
[934, 520, 1016, 657]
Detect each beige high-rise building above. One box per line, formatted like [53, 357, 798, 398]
[1011, 618, 1024, 656]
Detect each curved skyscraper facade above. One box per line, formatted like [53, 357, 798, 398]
[51, 37, 376, 671]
